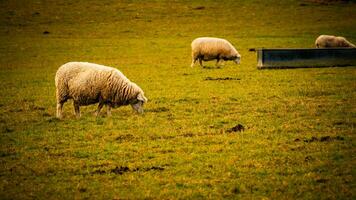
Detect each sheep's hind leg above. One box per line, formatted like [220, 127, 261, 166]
[73, 102, 81, 118]
[56, 103, 64, 119]
[95, 102, 104, 117]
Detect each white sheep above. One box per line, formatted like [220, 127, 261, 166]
[191, 37, 241, 67]
[55, 62, 147, 119]
[315, 35, 356, 48]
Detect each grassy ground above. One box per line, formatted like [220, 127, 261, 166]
[0, 0, 355, 199]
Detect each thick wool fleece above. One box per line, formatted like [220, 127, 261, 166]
[315, 35, 356, 48]
[191, 37, 241, 67]
[55, 62, 146, 118]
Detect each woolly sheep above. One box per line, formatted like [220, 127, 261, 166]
[191, 37, 241, 67]
[55, 62, 147, 119]
[315, 35, 356, 48]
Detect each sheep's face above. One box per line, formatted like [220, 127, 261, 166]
[233, 54, 241, 64]
[130, 93, 147, 114]
[131, 101, 144, 114]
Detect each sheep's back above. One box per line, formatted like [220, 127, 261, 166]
[192, 37, 236, 55]
[56, 62, 131, 104]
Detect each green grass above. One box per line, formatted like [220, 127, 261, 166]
[0, 0, 355, 199]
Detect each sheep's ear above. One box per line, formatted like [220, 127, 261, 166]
[137, 93, 148, 103]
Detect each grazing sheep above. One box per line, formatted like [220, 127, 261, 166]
[191, 37, 241, 67]
[315, 35, 356, 48]
[55, 62, 147, 119]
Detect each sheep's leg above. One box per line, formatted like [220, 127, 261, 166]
[73, 102, 81, 118]
[95, 102, 104, 117]
[107, 104, 112, 117]
[216, 58, 220, 67]
[56, 103, 63, 119]
[56, 89, 66, 119]
[191, 57, 198, 67]
[199, 58, 203, 67]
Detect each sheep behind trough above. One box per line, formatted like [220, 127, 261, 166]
[315, 35, 356, 48]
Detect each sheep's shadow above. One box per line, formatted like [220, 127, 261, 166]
[202, 65, 222, 69]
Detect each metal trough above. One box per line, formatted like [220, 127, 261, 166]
[257, 48, 356, 69]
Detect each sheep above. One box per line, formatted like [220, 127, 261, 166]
[55, 62, 147, 119]
[315, 35, 356, 48]
[191, 37, 241, 67]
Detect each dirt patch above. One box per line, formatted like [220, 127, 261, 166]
[10, 108, 23, 112]
[193, 6, 205, 10]
[227, 124, 245, 133]
[92, 169, 106, 175]
[304, 136, 319, 143]
[31, 105, 45, 111]
[304, 155, 315, 162]
[110, 166, 130, 175]
[3, 127, 14, 133]
[181, 132, 194, 137]
[140, 166, 164, 172]
[333, 121, 355, 128]
[204, 77, 241, 81]
[42, 113, 51, 117]
[47, 117, 61, 123]
[202, 66, 221, 69]
[316, 178, 328, 183]
[90, 163, 110, 168]
[175, 98, 199, 104]
[147, 107, 170, 113]
[320, 136, 332, 142]
[92, 166, 165, 175]
[115, 134, 135, 142]
[301, 135, 345, 143]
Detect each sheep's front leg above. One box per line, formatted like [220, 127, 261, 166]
[107, 104, 112, 117]
[216, 58, 221, 67]
[95, 102, 104, 117]
[191, 57, 198, 67]
[56, 103, 63, 119]
[73, 102, 81, 118]
[199, 58, 203, 67]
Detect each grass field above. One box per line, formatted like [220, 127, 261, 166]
[0, 0, 355, 199]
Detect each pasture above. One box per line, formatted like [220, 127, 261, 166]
[0, 0, 355, 199]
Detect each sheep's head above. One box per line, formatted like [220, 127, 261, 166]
[232, 53, 241, 64]
[130, 92, 147, 114]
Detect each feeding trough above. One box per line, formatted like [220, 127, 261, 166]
[257, 48, 356, 69]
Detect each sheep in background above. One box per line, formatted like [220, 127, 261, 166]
[191, 37, 241, 67]
[55, 62, 147, 119]
[315, 35, 356, 48]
